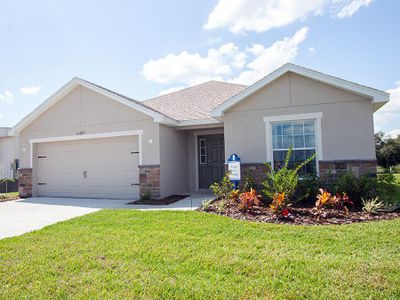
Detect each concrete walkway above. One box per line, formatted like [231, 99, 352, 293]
[0, 193, 212, 239]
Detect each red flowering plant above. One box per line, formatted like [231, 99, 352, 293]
[315, 188, 332, 212]
[237, 188, 262, 212]
[270, 192, 291, 217]
[315, 189, 354, 215]
[329, 192, 353, 212]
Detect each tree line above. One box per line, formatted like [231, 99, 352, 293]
[375, 132, 400, 168]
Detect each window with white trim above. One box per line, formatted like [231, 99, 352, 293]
[271, 119, 317, 175]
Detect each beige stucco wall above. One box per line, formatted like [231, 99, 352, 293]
[224, 72, 376, 163]
[159, 125, 189, 197]
[17, 86, 161, 170]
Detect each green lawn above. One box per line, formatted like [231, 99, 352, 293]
[0, 211, 399, 299]
[0, 192, 18, 201]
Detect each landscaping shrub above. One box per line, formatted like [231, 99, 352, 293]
[377, 173, 397, 199]
[270, 192, 290, 217]
[315, 189, 353, 214]
[262, 147, 316, 202]
[140, 190, 151, 201]
[240, 174, 255, 192]
[210, 171, 234, 200]
[334, 172, 377, 207]
[214, 198, 228, 213]
[293, 175, 320, 206]
[315, 189, 332, 213]
[377, 173, 399, 210]
[201, 199, 213, 211]
[237, 188, 262, 212]
[391, 165, 400, 173]
[362, 197, 384, 214]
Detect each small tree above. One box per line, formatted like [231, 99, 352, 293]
[263, 147, 316, 201]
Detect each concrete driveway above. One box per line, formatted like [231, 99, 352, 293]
[0, 193, 211, 239]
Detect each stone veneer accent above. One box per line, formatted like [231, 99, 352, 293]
[319, 159, 377, 181]
[240, 163, 270, 187]
[17, 168, 33, 198]
[139, 165, 160, 199]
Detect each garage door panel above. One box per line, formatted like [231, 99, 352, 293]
[36, 135, 140, 199]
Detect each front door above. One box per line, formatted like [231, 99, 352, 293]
[198, 134, 225, 189]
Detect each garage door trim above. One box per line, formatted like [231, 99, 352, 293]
[29, 130, 143, 168]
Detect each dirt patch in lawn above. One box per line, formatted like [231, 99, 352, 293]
[203, 199, 400, 225]
[129, 195, 189, 205]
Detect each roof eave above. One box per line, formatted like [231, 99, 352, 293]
[211, 63, 390, 117]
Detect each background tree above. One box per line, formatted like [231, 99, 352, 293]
[375, 132, 400, 168]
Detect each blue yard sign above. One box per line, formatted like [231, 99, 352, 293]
[228, 153, 241, 189]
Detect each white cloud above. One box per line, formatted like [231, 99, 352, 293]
[0, 114, 3, 119]
[335, 0, 374, 18]
[387, 129, 400, 138]
[308, 46, 317, 55]
[230, 26, 309, 85]
[0, 90, 14, 102]
[374, 81, 400, 129]
[158, 86, 185, 96]
[20, 85, 42, 95]
[204, 0, 326, 33]
[141, 43, 247, 85]
[142, 27, 308, 88]
[204, 0, 374, 33]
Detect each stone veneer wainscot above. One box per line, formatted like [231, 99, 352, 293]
[139, 165, 160, 199]
[231, 160, 377, 187]
[17, 168, 33, 198]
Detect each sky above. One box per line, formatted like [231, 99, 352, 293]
[0, 0, 399, 136]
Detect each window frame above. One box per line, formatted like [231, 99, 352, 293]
[264, 112, 323, 175]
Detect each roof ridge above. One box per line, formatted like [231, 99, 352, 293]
[144, 80, 248, 102]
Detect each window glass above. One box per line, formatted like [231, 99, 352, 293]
[199, 139, 207, 164]
[271, 119, 317, 175]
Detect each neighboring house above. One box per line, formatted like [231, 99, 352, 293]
[0, 127, 18, 180]
[0, 64, 389, 199]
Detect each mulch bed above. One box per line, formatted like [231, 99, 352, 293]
[202, 199, 400, 225]
[128, 195, 189, 205]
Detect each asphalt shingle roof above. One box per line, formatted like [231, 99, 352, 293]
[143, 81, 247, 121]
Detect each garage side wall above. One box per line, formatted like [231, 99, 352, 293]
[17, 86, 161, 196]
[159, 125, 189, 198]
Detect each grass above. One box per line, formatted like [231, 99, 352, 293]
[0, 192, 19, 201]
[0, 211, 399, 299]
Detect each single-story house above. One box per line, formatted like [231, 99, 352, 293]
[0, 64, 389, 199]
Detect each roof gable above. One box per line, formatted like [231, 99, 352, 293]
[10, 77, 177, 135]
[211, 63, 390, 117]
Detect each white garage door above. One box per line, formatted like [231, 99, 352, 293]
[35, 135, 139, 199]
